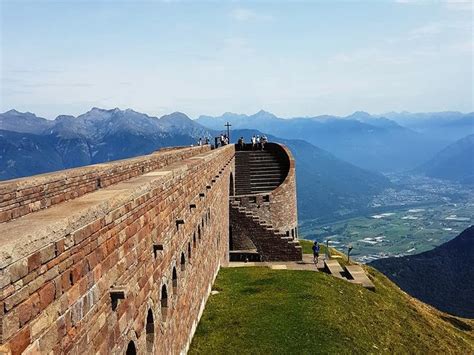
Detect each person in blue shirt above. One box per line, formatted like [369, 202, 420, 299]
[312, 241, 320, 264]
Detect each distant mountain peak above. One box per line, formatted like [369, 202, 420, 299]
[88, 107, 122, 114]
[4, 109, 21, 115]
[89, 107, 106, 112]
[346, 111, 372, 119]
[222, 112, 245, 118]
[252, 110, 278, 119]
[2, 109, 38, 117]
[255, 109, 274, 115]
[161, 111, 191, 121]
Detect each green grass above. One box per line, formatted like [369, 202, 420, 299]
[190, 267, 474, 354]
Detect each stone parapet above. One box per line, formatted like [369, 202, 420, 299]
[0, 145, 210, 224]
[0, 144, 234, 354]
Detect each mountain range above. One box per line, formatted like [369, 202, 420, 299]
[2, 107, 473, 219]
[384, 111, 474, 142]
[415, 134, 474, 184]
[0, 108, 392, 220]
[371, 225, 474, 318]
[0, 108, 211, 179]
[198, 110, 473, 172]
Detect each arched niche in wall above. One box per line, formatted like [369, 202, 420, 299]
[161, 284, 168, 321]
[146, 309, 155, 353]
[230, 171, 234, 196]
[172, 266, 178, 294]
[180, 252, 186, 272]
[126, 341, 137, 355]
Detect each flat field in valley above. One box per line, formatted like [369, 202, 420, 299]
[299, 201, 473, 262]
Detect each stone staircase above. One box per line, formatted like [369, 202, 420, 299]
[230, 200, 302, 261]
[324, 258, 375, 291]
[235, 150, 288, 195]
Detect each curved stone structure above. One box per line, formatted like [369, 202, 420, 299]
[230, 143, 302, 261]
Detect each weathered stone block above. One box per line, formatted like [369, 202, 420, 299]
[38, 282, 55, 311]
[27, 253, 41, 273]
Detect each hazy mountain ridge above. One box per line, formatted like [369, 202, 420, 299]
[381, 111, 474, 141]
[0, 108, 213, 180]
[2, 107, 472, 218]
[197, 110, 463, 172]
[371, 225, 474, 318]
[0, 130, 65, 179]
[0, 107, 212, 139]
[0, 109, 54, 134]
[415, 134, 474, 184]
[0, 109, 391, 221]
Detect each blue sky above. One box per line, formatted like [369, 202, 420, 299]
[0, 0, 472, 119]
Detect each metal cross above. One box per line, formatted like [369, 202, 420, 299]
[225, 122, 232, 142]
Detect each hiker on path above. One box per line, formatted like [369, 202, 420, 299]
[312, 241, 320, 264]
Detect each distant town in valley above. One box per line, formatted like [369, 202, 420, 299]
[301, 174, 474, 262]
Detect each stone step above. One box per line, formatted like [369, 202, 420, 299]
[324, 259, 346, 279]
[249, 176, 282, 181]
[248, 162, 281, 167]
[345, 265, 376, 291]
[248, 159, 279, 164]
[250, 181, 281, 186]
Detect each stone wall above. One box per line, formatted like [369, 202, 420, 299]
[0, 146, 210, 223]
[229, 204, 301, 261]
[0, 145, 234, 354]
[231, 144, 298, 239]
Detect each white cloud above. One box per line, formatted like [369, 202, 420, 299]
[230, 8, 272, 22]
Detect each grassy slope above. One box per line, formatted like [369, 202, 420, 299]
[190, 265, 473, 354]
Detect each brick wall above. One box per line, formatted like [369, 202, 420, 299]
[0, 145, 210, 223]
[230, 205, 301, 261]
[0, 145, 234, 354]
[231, 144, 298, 239]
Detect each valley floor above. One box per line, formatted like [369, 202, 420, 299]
[300, 201, 473, 263]
[189, 267, 474, 354]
